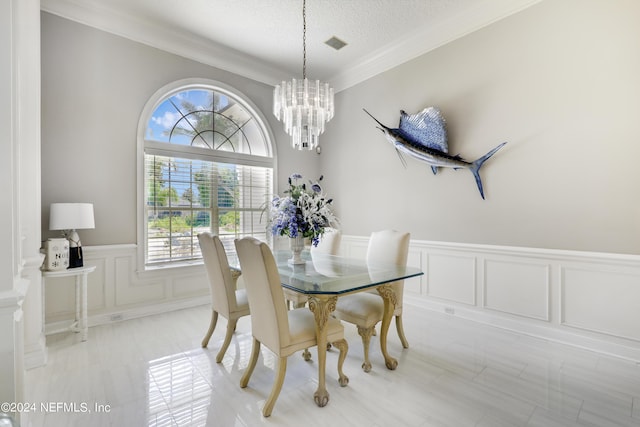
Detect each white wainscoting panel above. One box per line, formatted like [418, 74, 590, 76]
[173, 273, 209, 299]
[53, 239, 640, 362]
[561, 265, 640, 342]
[44, 265, 106, 323]
[340, 236, 640, 361]
[343, 238, 368, 259]
[88, 257, 107, 312]
[427, 253, 476, 305]
[405, 249, 424, 295]
[43, 245, 210, 331]
[114, 256, 165, 305]
[483, 259, 550, 321]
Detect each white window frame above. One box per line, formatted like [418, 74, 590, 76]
[136, 78, 277, 271]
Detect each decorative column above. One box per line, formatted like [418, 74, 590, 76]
[15, 0, 45, 371]
[0, 1, 42, 426]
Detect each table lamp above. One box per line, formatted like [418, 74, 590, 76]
[49, 203, 95, 268]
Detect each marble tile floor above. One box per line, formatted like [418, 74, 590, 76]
[24, 303, 640, 426]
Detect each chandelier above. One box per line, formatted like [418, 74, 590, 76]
[273, 0, 334, 151]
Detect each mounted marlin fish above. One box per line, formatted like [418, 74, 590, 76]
[363, 107, 507, 199]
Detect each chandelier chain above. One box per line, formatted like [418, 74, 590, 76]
[302, 0, 307, 79]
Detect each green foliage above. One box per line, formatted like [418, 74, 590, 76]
[149, 214, 190, 233]
[194, 168, 212, 208]
[147, 157, 180, 207]
[149, 210, 239, 234]
[158, 188, 179, 206]
[219, 211, 239, 231]
[148, 157, 167, 205]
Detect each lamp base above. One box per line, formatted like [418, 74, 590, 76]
[69, 246, 84, 268]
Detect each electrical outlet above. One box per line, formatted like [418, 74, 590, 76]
[444, 307, 455, 315]
[110, 313, 123, 322]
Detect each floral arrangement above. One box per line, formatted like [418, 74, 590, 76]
[269, 173, 338, 246]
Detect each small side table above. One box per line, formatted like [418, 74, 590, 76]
[42, 265, 96, 341]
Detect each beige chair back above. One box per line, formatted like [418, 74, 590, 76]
[310, 228, 342, 255]
[235, 237, 291, 353]
[198, 232, 240, 315]
[366, 230, 410, 311]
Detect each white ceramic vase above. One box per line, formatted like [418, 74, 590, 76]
[288, 235, 305, 265]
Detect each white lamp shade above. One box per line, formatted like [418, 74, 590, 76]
[49, 203, 95, 230]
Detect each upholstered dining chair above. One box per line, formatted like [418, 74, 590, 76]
[310, 227, 342, 255]
[286, 228, 342, 311]
[198, 232, 250, 363]
[235, 237, 349, 417]
[333, 229, 410, 373]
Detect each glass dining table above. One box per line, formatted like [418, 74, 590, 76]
[232, 249, 424, 407]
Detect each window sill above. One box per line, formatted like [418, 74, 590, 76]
[138, 260, 205, 278]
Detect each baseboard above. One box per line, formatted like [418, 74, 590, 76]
[88, 295, 210, 328]
[24, 335, 47, 370]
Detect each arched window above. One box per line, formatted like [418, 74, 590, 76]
[138, 79, 275, 267]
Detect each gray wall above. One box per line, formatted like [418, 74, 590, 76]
[320, 0, 640, 255]
[40, 12, 319, 246]
[42, 0, 640, 255]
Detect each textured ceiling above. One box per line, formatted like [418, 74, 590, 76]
[41, 0, 541, 91]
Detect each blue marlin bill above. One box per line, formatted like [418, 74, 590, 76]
[364, 108, 507, 199]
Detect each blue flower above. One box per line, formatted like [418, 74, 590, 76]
[268, 173, 339, 246]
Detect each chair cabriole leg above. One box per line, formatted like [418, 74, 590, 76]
[396, 315, 409, 349]
[263, 357, 287, 417]
[201, 310, 218, 348]
[240, 338, 260, 388]
[216, 318, 238, 363]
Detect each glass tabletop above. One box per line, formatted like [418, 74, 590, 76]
[244, 250, 424, 295]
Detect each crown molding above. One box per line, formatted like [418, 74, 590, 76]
[40, 0, 287, 87]
[330, 0, 543, 92]
[41, 0, 542, 93]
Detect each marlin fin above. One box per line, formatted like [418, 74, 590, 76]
[396, 149, 408, 168]
[469, 142, 507, 199]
